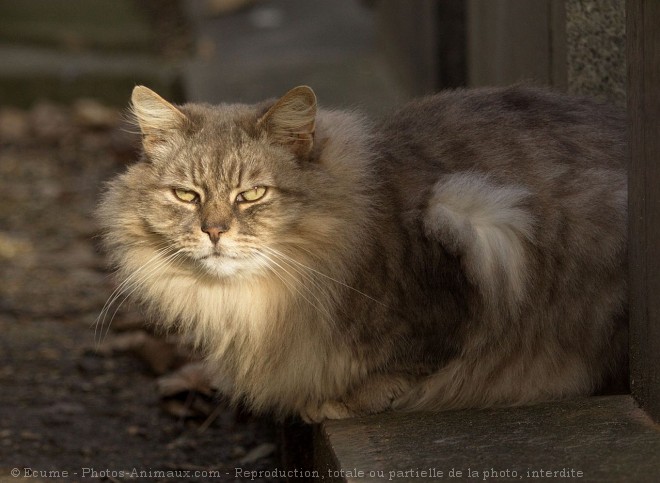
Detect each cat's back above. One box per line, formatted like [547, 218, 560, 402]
[373, 85, 627, 258]
[376, 85, 625, 178]
[371, 85, 627, 336]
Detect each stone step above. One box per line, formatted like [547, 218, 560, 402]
[314, 396, 660, 482]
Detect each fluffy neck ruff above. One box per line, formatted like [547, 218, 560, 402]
[102, 108, 380, 416]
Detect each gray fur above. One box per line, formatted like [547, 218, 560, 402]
[98, 85, 627, 421]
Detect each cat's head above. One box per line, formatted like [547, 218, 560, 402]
[102, 85, 373, 281]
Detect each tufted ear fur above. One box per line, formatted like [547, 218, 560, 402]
[131, 85, 187, 157]
[258, 86, 317, 158]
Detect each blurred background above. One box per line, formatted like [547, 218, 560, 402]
[0, 0, 626, 111]
[0, 0, 625, 481]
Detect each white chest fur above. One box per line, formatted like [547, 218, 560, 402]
[138, 262, 357, 414]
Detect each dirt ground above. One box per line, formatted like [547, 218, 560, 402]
[0, 101, 284, 482]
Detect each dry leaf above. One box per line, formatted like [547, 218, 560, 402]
[0, 108, 30, 142]
[239, 442, 276, 464]
[157, 361, 213, 397]
[73, 99, 119, 128]
[161, 399, 198, 419]
[96, 330, 189, 375]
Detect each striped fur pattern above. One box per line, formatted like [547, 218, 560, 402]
[98, 85, 627, 421]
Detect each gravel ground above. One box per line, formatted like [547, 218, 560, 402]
[0, 101, 283, 483]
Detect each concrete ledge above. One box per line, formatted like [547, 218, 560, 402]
[0, 0, 184, 107]
[314, 396, 660, 482]
[0, 45, 182, 106]
[0, 0, 154, 52]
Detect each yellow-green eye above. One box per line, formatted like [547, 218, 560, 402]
[237, 186, 267, 203]
[173, 188, 199, 203]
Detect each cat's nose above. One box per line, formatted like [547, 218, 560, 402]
[202, 224, 229, 244]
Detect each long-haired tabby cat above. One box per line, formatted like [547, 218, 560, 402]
[98, 84, 627, 422]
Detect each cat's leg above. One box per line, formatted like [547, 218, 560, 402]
[392, 349, 600, 412]
[300, 400, 351, 423]
[300, 373, 413, 423]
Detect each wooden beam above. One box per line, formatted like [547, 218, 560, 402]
[315, 397, 660, 481]
[628, 0, 660, 422]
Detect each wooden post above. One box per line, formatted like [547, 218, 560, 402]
[467, 0, 555, 87]
[376, 0, 466, 95]
[627, 0, 660, 422]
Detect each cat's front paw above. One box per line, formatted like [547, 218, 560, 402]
[300, 400, 353, 423]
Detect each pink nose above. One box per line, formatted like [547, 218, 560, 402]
[202, 224, 229, 244]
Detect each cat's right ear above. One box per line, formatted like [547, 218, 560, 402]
[131, 86, 187, 157]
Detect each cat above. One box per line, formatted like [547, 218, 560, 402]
[97, 84, 627, 422]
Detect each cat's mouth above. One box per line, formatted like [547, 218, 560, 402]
[199, 252, 240, 260]
[195, 249, 263, 278]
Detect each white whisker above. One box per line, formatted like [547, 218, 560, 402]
[95, 246, 184, 346]
[251, 253, 296, 299]
[95, 244, 175, 335]
[255, 251, 336, 324]
[262, 249, 327, 294]
[263, 246, 388, 308]
[95, 244, 174, 328]
[101, 250, 185, 344]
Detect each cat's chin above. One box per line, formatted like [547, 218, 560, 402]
[198, 255, 266, 279]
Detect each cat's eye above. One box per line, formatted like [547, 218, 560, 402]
[236, 186, 267, 203]
[173, 188, 199, 203]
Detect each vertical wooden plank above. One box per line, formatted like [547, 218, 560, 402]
[467, 0, 552, 87]
[376, 0, 466, 95]
[280, 422, 314, 479]
[376, 0, 440, 95]
[549, 0, 568, 90]
[628, 0, 660, 422]
[435, 0, 467, 89]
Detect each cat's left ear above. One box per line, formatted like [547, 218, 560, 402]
[131, 85, 188, 157]
[258, 86, 317, 158]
